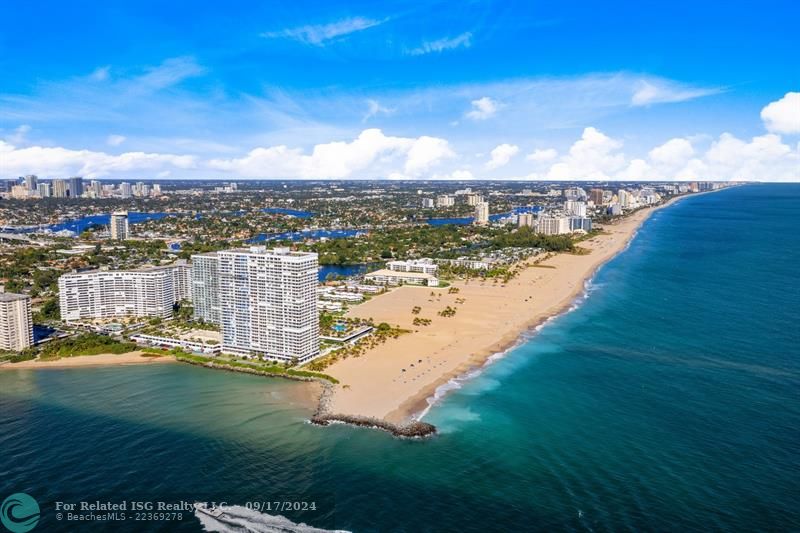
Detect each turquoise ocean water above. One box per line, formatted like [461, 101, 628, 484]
[1, 184, 798, 532]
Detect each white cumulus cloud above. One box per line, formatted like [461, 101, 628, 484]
[0, 140, 196, 178]
[465, 96, 501, 121]
[431, 169, 475, 180]
[526, 148, 558, 162]
[761, 92, 800, 134]
[486, 144, 519, 169]
[208, 129, 453, 179]
[648, 138, 695, 166]
[520, 127, 799, 182]
[545, 127, 625, 180]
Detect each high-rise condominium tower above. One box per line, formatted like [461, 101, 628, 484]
[0, 289, 33, 351]
[217, 247, 319, 363]
[110, 211, 129, 240]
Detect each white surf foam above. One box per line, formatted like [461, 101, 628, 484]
[414, 275, 600, 422]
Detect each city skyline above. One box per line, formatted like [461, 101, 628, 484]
[1, 1, 798, 181]
[0, 4, 797, 531]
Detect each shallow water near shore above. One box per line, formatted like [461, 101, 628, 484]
[1, 184, 799, 531]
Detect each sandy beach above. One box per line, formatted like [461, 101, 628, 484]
[0, 351, 175, 370]
[324, 196, 691, 424]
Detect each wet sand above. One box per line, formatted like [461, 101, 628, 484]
[324, 197, 691, 424]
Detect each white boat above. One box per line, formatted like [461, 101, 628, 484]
[193, 502, 225, 518]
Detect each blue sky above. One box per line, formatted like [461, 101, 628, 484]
[1, 0, 798, 180]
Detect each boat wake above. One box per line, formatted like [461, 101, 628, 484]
[195, 503, 349, 533]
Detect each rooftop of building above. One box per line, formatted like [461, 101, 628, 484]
[365, 269, 438, 280]
[0, 290, 30, 302]
[62, 260, 187, 277]
[387, 258, 436, 265]
[220, 246, 318, 258]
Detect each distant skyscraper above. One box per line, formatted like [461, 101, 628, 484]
[69, 176, 83, 198]
[10, 185, 30, 199]
[217, 247, 319, 363]
[436, 195, 455, 207]
[37, 183, 51, 198]
[90, 180, 102, 197]
[618, 189, 631, 208]
[0, 289, 33, 351]
[152, 183, 162, 196]
[120, 182, 132, 198]
[465, 193, 484, 206]
[52, 179, 68, 198]
[474, 201, 490, 225]
[564, 200, 587, 217]
[590, 188, 604, 205]
[24, 175, 38, 191]
[110, 211, 129, 240]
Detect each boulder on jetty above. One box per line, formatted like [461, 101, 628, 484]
[311, 413, 436, 438]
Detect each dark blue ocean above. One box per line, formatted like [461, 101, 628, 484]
[1, 184, 798, 532]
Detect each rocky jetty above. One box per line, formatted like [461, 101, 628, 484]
[310, 413, 437, 438]
[311, 382, 436, 438]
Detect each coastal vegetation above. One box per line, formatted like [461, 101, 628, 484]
[488, 226, 574, 252]
[438, 306, 457, 317]
[307, 322, 409, 372]
[174, 352, 340, 384]
[0, 349, 37, 363]
[39, 333, 137, 360]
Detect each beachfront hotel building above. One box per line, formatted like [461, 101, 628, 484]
[569, 217, 593, 232]
[365, 269, 440, 287]
[58, 263, 186, 321]
[386, 259, 439, 275]
[109, 211, 129, 240]
[217, 246, 319, 363]
[536, 216, 571, 235]
[0, 289, 33, 351]
[191, 252, 221, 324]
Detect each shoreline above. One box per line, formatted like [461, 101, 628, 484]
[0, 351, 175, 370]
[398, 193, 699, 421]
[324, 192, 708, 425]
